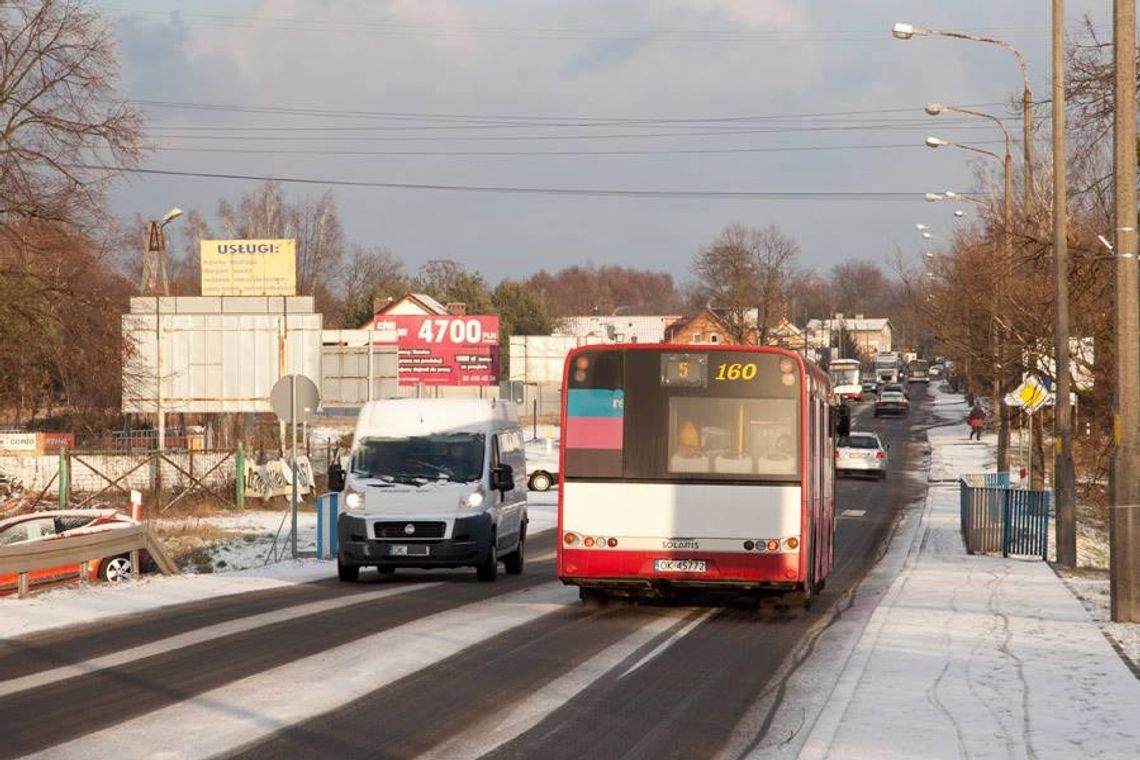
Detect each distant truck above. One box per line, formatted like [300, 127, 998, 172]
[874, 352, 902, 383]
[907, 358, 931, 384]
[331, 398, 528, 583]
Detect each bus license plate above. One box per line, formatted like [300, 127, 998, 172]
[390, 545, 429, 557]
[654, 559, 706, 573]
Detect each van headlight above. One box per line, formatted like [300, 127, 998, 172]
[345, 489, 365, 511]
[459, 488, 485, 509]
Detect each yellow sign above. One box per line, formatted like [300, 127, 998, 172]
[200, 239, 297, 296]
[1015, 377, 1048, 412]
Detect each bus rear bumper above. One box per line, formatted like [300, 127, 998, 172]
[558, 548, 804, 591]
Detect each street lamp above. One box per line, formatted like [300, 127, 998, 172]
[893, 22, 1034, 208]
[145, 207, 183, 463]
[927, 132, 1014, 471]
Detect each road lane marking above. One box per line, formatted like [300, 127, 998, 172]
[419, 609, 690, 760]
[0, 582, 439, 699]
[619, 607, 718, 678]
[28, 582, 578, 760]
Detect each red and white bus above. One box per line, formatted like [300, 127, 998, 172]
[556, 345, 841, 603]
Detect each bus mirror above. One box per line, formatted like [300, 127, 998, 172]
[834, 405, 851, 437]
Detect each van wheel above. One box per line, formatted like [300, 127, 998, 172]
[503, 530, 525, 575]
[98, 555, 133, 583]
[476, 542, 498, 582]
[529, 471, 552, 492]
[337, 559, 359, 582]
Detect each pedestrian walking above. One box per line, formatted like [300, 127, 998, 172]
[967, 402, 985, 441]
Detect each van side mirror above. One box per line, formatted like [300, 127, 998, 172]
[327, 463, 346, 493]
[491, 463, 515, 492]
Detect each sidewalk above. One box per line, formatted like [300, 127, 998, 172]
[801, 394, 1140, 759]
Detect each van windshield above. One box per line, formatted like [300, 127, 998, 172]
[352, 433, 485, 483]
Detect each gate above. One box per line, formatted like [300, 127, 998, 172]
[959, 474, 1050, 560]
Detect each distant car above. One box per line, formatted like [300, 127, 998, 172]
[835, 431, 889, 480]
[861, 379, 880, 397]
[879, 382, 909, 399]
[930, 364, 944, 378]
[0, 509, 152, 594]
[874, 390, 910, 418]
[525, 437, 560, 492]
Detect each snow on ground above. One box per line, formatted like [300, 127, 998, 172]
[0, 492, 558, 638]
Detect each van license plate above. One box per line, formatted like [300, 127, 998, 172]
[654, 559, 706, 573]
[390, 545, 429, 557]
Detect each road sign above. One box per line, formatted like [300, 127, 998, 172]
[270, 374, 320, 424]
[1007, 376, 1049, 414]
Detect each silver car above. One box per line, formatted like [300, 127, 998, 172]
[835, 431, 888, 480]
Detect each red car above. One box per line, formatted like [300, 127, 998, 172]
[0, 509, 152, 594]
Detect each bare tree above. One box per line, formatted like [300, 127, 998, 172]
[691, 223, 798, 344]
[0, 0, 143, 234]
[337, 245, 407, 328]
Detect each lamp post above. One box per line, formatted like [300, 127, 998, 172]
[927, 134, 1013, 472]
[1052, 0, 1076, 568]
[145, 208, 182, 458]
[893, 22, 1033, 209]
[1110, 0, 1140, 621]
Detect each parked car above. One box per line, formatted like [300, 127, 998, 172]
[874, 390, 910, 418]
[525, 437, 560, 492]
[0, 509, 152, 594]
[835, 431, 889, 480]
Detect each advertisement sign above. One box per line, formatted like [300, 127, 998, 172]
[372, 315, 500, 386]
[38, 432, 74, 453]
[200, 239, 297, 296]
[0, 433, 38, 455]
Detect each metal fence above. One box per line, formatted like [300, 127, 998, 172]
[959, 474, 1050, 560]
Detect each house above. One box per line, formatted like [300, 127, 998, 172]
[664, 308, 736, 345]
[805, 314, 893, 357]
[361, 293, 453, 327]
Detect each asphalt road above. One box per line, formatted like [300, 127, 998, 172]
[0, 386, 935, 760]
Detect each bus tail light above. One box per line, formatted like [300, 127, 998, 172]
[743, 540, 755, 551]
[607, 537, 618, 548]
[783, 536, 800, 551]
[563, 532, 579, 546]
[766, 539, 780, 552]
[584, 536, 596, 548]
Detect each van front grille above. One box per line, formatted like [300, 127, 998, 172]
[373, 521, 446, 539]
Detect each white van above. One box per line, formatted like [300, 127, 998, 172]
[333, 398, 527, 582]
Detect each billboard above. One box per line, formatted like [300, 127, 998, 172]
[200, 239, 297, 296]
[372, 315, 500, 386]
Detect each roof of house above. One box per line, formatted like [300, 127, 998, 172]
[554, 315, 680, 343]
[807, 317, 892, 332]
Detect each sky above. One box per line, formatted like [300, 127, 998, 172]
[4, 387, 1139, 758]
[94, 1, 1109, 287]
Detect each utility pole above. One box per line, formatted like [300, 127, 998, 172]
[1053, 0, 1076, 566]
[1110, 0, 1140, 622]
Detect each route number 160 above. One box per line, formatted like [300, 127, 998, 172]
[714, 362, 758, 382]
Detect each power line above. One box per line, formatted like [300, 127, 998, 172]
[105, 7, 1058, 43]
[78, 163, 938, 200]
[131, 98, 1014, 127]
[149, 139, 1007, 158]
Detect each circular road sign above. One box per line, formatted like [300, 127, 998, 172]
[270, 374, 321, 424]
